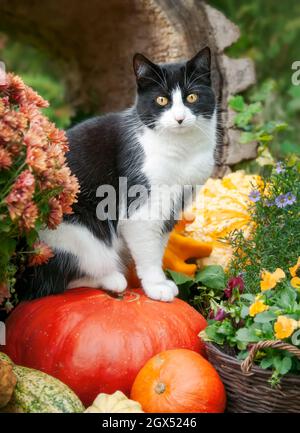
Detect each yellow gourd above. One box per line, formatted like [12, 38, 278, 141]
[85, 391, 144, 413]
[163, 215, 212, 276]
[184, 171, 261, 269]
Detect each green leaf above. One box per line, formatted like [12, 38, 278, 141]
[166, 270, 194, 286]
[263, 121, 288, 133]
[26, 229, 39, 247]
[273, 356, 292, 375]
[0, 218, 12, 233]
[248, 102, 262, 115]
[217, 320, 234, 336]
[260, 357, 274, 369]
[278, 287, 297, 309]
[262, 322, 275, 339]
[273, 356, 282, 372]
[234, 111, 253, 128]
[195, 265, 225, 289]
[241, 305, 250, 319]
[240, 294, 255, 302]
[254, 310, 277, 323]
[236, 327, 261, 343]
[0, 237, 17, 261]
[177, 286, 191, 302]
[257, 133, 273, 143]
[229, 95, 245, 112]
[250, 79, 276, 102]
[203, 324, 225, 345]
[280, 357, 292, 375]
[239, 131, 257, 144]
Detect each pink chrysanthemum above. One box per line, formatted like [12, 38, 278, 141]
[0, 147, 12, 169]
[0, 72, 79, 308]
[19, 201, 39, 231]
[47, 197, 63, 229]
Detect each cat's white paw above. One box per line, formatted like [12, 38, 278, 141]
[165, 279, 179, 296]
[100, 272, 127, 293]
[144, 281, 178, 302]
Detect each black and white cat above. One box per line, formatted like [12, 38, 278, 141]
[23, 47, 217, 302]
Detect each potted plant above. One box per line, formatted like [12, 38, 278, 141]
[0, 72, 79, 312]
[200, 160, 300, 412]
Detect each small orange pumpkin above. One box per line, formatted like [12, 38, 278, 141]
[130, 349, 226, 413]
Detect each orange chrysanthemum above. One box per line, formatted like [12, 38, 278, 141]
[28, 241, 54, 266]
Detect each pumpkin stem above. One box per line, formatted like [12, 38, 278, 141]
[154, 382, 166, 394]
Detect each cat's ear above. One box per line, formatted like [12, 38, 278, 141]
[186, 47, 211, 83]
[133, 53, 158, 81]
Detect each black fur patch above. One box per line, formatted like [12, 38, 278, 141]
[17, 251, 83, 300]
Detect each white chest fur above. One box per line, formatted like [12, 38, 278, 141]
[138, 114, 216, 189]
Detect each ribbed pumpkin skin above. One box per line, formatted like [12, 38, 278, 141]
[131, 349, 226, 413]
[4, 288, 207, 406]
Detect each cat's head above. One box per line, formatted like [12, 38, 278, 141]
[133, 47, 215, 133]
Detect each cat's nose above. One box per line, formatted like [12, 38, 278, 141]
[177, 119, 183, 124]
[175, 116, 185, 124]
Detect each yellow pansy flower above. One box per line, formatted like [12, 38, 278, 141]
[274, 315, 299, 339]
[260, 268, 286, 291]
[289, 257, 300, 278]
[249, 296, 269, 317]
[291, 277, 300, 290]
[289, 257, 300, 290]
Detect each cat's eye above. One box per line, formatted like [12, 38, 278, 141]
[186, 93, 198, 103]
[156, 96, 169, 106]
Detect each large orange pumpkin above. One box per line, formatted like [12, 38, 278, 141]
[131, 349, 226, 413]
[3, 288, 207, 406]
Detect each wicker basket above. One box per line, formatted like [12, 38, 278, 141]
[206, 340, 300, 413]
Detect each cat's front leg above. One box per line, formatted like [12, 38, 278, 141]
[120, 221, 178, 302]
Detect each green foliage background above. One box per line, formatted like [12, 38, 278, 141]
[0, 35, 72, 129]
[210, 0, 300, 156]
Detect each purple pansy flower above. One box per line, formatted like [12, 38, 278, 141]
[249, 189, 261, 202]
[214, 309, 227, 321]
[224, 275, 245, 298]
[275, 162, 285, 174]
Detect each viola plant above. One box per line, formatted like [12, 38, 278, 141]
[201, 161, 300, 384]
[228, 159, 300, 293]
[166, 265, 226, 318]
[0, 73, 79, 311]
[201, 264, 300, 385]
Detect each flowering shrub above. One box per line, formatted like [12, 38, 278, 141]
[0, 73, 79, 310]
[201, 161, 300, 384]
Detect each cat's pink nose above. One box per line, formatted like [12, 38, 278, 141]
[175, 116, 185, 124]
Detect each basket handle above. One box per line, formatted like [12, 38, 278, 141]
[241, 340, 300, 375]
